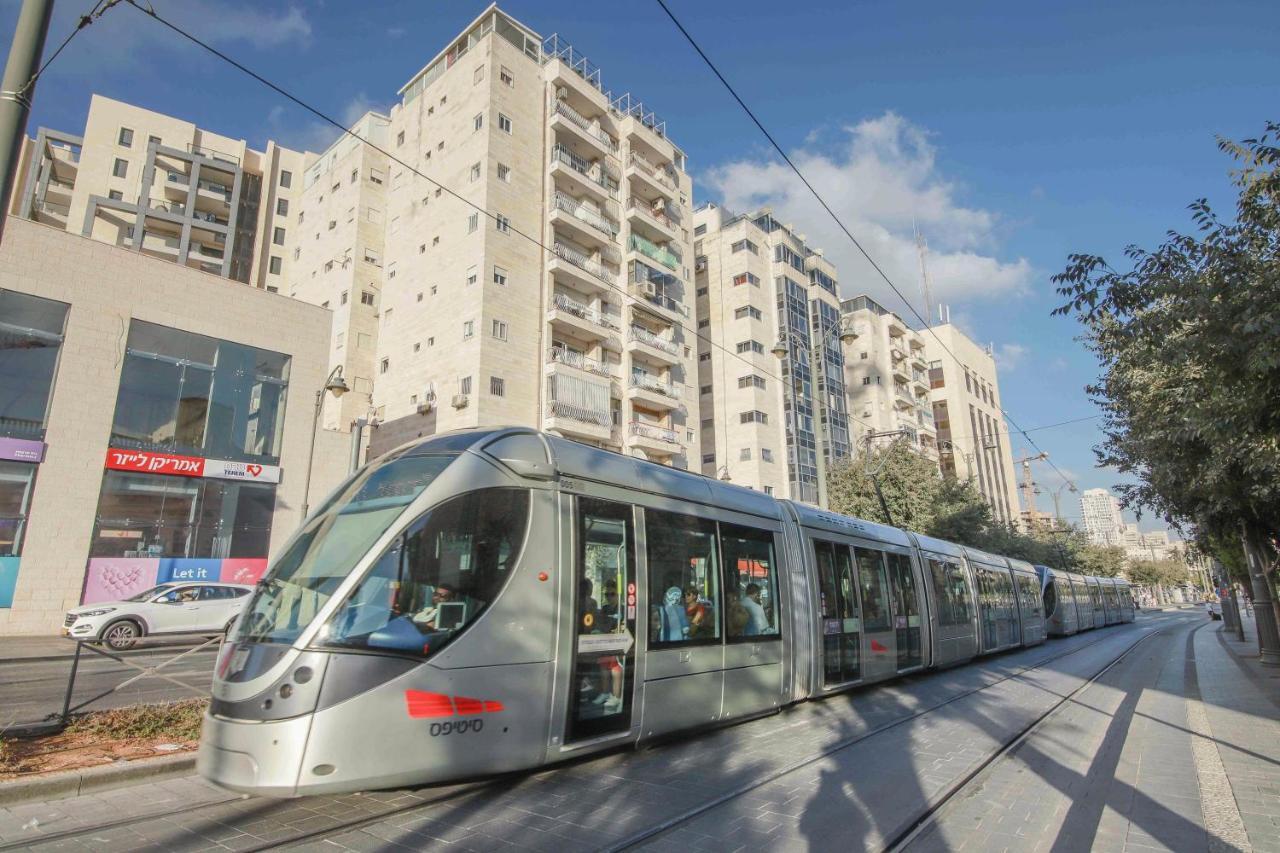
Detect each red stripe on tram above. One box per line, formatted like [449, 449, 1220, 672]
[404, 690, 456, 718]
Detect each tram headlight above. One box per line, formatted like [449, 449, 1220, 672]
[293, 666, 313, 684]
[279, 683, 294, 699]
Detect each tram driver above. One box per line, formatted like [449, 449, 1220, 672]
[412, 583, 458, 630]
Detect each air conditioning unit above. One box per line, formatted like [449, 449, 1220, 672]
[640, 281, 657, 296]
[555, 86, 568, 100]
[451, 394, 469, 409]
[695, 257, 707, 273]
[983, 436, 998, 450]
[651, 198, 665, 213]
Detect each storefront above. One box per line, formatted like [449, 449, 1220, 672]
[81, 320, 291, 603]
[0, 290, 69, 608]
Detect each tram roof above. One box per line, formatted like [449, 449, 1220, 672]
[783, 502, 913, 548]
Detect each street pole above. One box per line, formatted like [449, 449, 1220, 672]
[807, 334, 829, 510]
[1240, 522, 1280, 665]
[302, 366, 349, 519]
[0, 0, 54, 244]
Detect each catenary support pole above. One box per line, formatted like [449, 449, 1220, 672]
[1241, 522, 1280, 665]
[0, 0, 54, 244]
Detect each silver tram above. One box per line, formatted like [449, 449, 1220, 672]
[199, 428, 1134, 797]
[1036, 565, 1135, 637]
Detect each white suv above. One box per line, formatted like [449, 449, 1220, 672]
[63, 582, 254, 649]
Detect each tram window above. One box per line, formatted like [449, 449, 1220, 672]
[1044, 578, 1059, 618]
[854, 548, 891, 632]
[646, 509, 720, 646]
[720, 523, 779, 639]
[238, 450, 459, 645]
[318, 488, 530, 657]
[928, 558, 970, 626]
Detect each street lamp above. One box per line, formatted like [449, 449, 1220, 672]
[301, 366, 350, 518]
[716, 465, 732, 482]
[771, 318, 857, 509]
[1050, 481, 1077, 525]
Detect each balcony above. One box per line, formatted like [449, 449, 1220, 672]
[548, 292, 620, 344]
[550, 144, 618, 203]
[545, 401, 614, 442]
[139, 231, 181, 259]
[887, 317, 907, 337]
[627, 421, 679, 455]
[626, 151, 678, 198]
[626, 199, 678, 242]
[550, 98, 618, 155]
[630, 261, 688, 323]
[550, 240, 617, 291]
[911, 353, 928, 371]
[32, 199, 69, 227]
[43, 177, 74, 205]
[627, 374, 682, 411]
[628, 232, 681, 271]
[894, 385, 915, 410]
[548, 346, 614, 379]
[549, 191, 619, 246]
[628, 324, 681, 365]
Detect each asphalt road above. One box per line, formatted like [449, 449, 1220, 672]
[0, 643, 220, 729]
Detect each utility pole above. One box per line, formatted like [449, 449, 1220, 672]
[1241, 523, 1280, 666]
[914, 222, 934, 331]
[0, 0, 55, 244]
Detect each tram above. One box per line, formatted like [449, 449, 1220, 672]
[1036, 566, 1136, 637]
[199, 428, 1133, 797]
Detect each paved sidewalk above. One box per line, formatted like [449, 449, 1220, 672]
[907, 615, 1280, 852]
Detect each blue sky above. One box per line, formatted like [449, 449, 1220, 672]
[6, 0, 1277, 529]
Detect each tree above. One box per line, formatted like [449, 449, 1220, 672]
[1073, 545, 1128, 579]
[827, 441, 948, 529]
[1052, 122, 1280, 663]
[1125, 559, 1190, 588]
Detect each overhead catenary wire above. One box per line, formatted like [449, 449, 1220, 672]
[652, 0, 1080, 490]
[118, 0, 893, 439]
[13, 0, 118, 100]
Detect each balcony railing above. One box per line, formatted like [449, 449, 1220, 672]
[552, 241, 616, 284]
[629, 421, 678, 444]
[627, 151, 678, 192]
[552, 99, 618, 152]
[626, 199, 680, 232]
[550, 292, 619, 330]
[549, 347, 613, 378]
[628, 232, 681, 270]
[33, 200, 70, 217]
[149, 200, 185, 215]
[550, 144, 619, 200]
[548, 400, 611, 427]
[629, 325, 680, 356]
[551, 191, 619, 239]
[630, 373, 681, 399]
[187, 142, 240, 166]
[196, 179, 231, 200]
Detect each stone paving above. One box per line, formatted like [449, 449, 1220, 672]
[5, 612, 1271, 852]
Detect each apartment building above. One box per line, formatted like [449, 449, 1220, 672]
[839, 295, 938, 463]
[14, 94, 306, 290]
[357, 6, 699, 467]
[692, 203, 850, 503]
[924, 324, 1021, 527]
[1080, 487, 1125, 547]
[287, 113, 391, 430]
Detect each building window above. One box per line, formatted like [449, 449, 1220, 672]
[731, 239, 758, 255]
[738, 375, 766, 389]
[498, 113, 512, 133]
[280, 170, 292, 188]
[360, 291, 375, 306]
[112, 158, 128, 179]
[702, 453, 716, 465]
[324, 261, 334, 273]
[733, 272, 760, 287]
[428, 337, 435, 347]
[739, 410, 768, 424]
[272, 227, 286, 246]
[739, 448, 752, 461]
[473, 113, 484, 132]
[370, 168, 384, 185]
[493, 265, 508, 286]
[387, 262, 397, 279]
[491, 319, 508, 341]
[396, 130, 405, 146]
[293, 248, 300, 261]
[497, 163, 510, 182]
[437, 141, 444, 151]
[340, 290, 348, 305]
[490, 376, 504, 397]
[363, 247, 380, 265]
[268, 256, 282, 275]
[466, 265, 478, 286]
[469, 162, 481, 182]
[764, 485, 774, 496]
[0, 463, 36, 557]
[699, 352, 711, 362]
[467, 212, 479, 233]
[463, 320, 474, 339]
[500, 66, 514, 86]
[0, 289, 68, 444]
[697, 319, 710, 329]
[328, 220, 336, 231]
[413, 342, 421, 353]
[734, 306, 763, 321]
[495, 214, 510, 233]
[380, 358, 389, 374]
[474, 65, 485, 84]
[736, 340, 764, 354]
[275, 198, 288, 217]
[118, 127, 133, 147]
[110, 319, 290, 463]
[108, 189, 123, 200]
[862, 376, 871, 385]
[700, 384, 712, 395]
[762, 448, 774, 463]
[431, 285, 438, 295]
[694, 224, 706, 236]
[336, 332, 344, 349]
[459, 376, 472, 396]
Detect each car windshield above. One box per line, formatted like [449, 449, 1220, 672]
[234, 448, 459, 646]
[125, 585, 172, 603]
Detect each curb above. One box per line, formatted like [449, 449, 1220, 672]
[0, 752, 197, 807]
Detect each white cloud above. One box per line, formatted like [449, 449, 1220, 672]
[266, 93, 390, 154]
[190, 5, 312, 49]
[701, 112, 1033, 316]
[387, 26, 407, 38]
[994, 343, 1028, 370]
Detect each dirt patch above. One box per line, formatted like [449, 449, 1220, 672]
[0, 699, 206, 779]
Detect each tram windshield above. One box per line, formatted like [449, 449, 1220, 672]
[235, 448, 459, 646]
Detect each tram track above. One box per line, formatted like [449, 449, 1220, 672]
[605, 619, 1173, 852]
[3, 621, 1163, 853]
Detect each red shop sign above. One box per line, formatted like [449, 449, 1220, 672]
[105, 449, 206, 477]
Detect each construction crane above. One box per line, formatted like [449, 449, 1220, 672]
[1015, 451, 1048, 530]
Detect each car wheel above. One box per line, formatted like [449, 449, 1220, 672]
[102, 620, 141, 650]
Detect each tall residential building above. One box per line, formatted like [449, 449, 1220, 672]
[692, 203, 850, 502]
[924, 324, 1021, 527]
[14, 95, 306, 290]
[1079, 487, 1125, 547]
[839, 295, 938, 462]
[297, 7, 699, 466]
[288, 113, 391, 430]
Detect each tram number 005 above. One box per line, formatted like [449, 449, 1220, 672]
[429, 718, 484, 737]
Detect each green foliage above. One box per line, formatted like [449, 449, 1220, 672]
[1125, 559, 1190, 587]
[1051, 122, 1280, 568]
[1073, 544, 1128, 579]
[65, 699, 208, 741]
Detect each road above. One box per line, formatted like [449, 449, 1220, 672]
[0, 643, 219, 728]
[2, 611, 1276, 852]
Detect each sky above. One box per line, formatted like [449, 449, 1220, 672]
[5, 0, 1277, 531]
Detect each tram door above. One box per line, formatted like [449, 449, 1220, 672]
[814, 540, 860, 687]
[886, 552, 923, 671]
[854, 547, 897, 682]
[565, 497, 637, 744]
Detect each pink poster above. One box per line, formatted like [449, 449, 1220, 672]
[83, 558, 161, 604]
[221, 559, 269, 586]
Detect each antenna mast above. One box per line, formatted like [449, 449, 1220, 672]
[914, 221, 934, 329]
